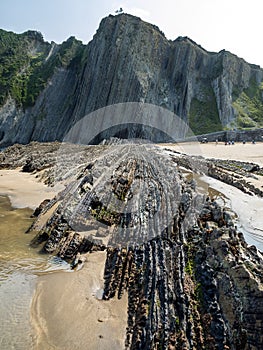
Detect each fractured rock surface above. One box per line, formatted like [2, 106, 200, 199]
[1, 142, 263, 349]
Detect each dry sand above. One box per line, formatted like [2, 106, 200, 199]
[0, 169, 60, 209]
[161, 142, 263, 166]
[161, 141, 263, 192]
[31, 251, 128, 350]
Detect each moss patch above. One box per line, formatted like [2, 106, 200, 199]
[0, 29, 84, 109]
[232, 78, 263, 129]
[189, 85, 223, 135]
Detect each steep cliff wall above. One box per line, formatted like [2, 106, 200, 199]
[0, 14, 263, 146]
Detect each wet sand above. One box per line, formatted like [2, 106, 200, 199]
[31, 251, 128, 350]
[161, 142, 263, 166]
[0, 196, 36, 349]
[0, 169, 59, 209]
[0, 169, 128, 349]
[201, 174, 263, 250]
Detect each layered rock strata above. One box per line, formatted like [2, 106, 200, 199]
[1, 14, 263, 146]
[3, 142, 260, 350]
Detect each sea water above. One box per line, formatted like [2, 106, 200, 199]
[0, 195, 69, 349]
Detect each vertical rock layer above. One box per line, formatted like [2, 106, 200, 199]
[0, 14, 263, 146]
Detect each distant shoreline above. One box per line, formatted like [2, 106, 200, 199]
[159, 141, 263, 167]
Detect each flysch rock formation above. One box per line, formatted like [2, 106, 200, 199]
[1, 141, 263, 349]
[1, 13, 263, 147]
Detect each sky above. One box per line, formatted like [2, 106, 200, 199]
[0, 0, 262, 67]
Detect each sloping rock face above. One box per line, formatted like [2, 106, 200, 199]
[11, 142, 262, 350]
[1, 14, 263, 147]
[102, 202, 263, 350]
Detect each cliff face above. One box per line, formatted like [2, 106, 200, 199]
[0, 14, 263, 146]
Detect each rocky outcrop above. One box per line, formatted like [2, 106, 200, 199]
[173, 151, 263, 197]
[1, 14, 263, 147]
[102, 200, 263, 350]
[5, 142, 262, 349]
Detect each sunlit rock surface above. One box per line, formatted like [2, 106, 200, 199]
[1, 142, 263, 349]
[1, 14, 263, 147]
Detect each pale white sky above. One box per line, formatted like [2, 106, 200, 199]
[0, 0, 262, 67]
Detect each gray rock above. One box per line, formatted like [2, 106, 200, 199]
[1, 14, 263, 147]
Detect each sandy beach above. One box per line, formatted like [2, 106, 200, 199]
[161, 142, 263, 166]
[0, 169, 128, 350]
[31, 251, 128, 350]
[0, 169, 59, 209]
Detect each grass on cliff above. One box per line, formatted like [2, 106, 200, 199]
[0, 29, 84, 109]
[0, 29, 34, 106]
[189, 85, 223, 135]
[232, 78, 263, 129]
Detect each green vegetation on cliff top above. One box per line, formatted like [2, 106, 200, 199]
[232, 78, 263, 129]
[0, 25, 263, 134]
[0, 29, 83, 108]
